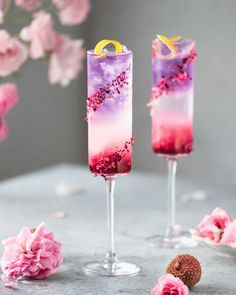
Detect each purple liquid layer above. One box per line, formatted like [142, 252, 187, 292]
[87, 51, 132, 116]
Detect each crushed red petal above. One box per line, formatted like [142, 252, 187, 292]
[90, 139, 134, 175]
[153, 126, 193, 156]
[4, 282, 17, 290]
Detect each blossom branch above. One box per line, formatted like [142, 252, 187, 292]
[0, 0, 91, 141]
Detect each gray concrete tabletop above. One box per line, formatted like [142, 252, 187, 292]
[0, 164, 235, 294]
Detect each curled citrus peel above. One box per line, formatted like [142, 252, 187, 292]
[94, 39, 122, 58]
[156, 34, 181, 53]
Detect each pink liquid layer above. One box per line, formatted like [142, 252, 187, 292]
[152, 124, 193, 156]
[89, 140, 133, 176]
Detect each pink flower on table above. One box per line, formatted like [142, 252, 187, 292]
[20, 11, 56, 59]
[15, 0, 42, 11]
[0, 30, 27, 77]
[195, 207, 232, 243]
[220, 220, 236, 244]
[151, 274, 189, 295]
[53, 0, 91, 25]
[49, 34, 85, 86]
[0, 223, 63, 280]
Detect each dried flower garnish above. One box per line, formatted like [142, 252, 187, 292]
[152, 124, 193, 155]
[151, 49, 196, 101]
[86, 64, 131, 119]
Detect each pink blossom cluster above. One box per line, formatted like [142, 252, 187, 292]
[0, 0, 90, 24]
[195, 207, 236, 243]
[0, 1, 90, 85]
[53, 0, 91, 25]
[151, 274, 189, 295]
[0, 0, 90, 141]
[20, 10, 86, 86]
[15, 0, 42, 11]
[1, 223, 63, 280]
[0, 30, 21, 139]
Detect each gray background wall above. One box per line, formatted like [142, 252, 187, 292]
[1, 0, 236, 190]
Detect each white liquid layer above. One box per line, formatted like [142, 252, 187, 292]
[88, 104, 132, 158]
[151, 89, 193, 131]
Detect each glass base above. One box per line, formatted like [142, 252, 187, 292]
[146, 233, 198, 249]
[82, 261, 141, 277]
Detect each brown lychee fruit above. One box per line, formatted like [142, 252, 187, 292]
[166, 254, 201, 288]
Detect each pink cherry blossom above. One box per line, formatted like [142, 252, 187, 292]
[49, 34, 85, 86]
[151, 274, 189, 295]
[196, 208, 232, 243]
[15, 0, 42, 11]
[0, 84, 19, 141]
[220, 220, 236, 244]
[20, 11, 56, 59]
[0, 118, 7, 141]
[53, 0, 90, 25]
[1, 223, 63, 280]
[0, 30, 27, 77]
[0, 83, 19, 115]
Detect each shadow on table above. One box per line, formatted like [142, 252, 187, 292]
[192, 284, 234, 295]
[39, 253, 236, 294]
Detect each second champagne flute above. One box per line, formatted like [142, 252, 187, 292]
[147, 35, 198, 249]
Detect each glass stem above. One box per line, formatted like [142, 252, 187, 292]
[104, 175, 118, 266]
[166, 158, 177, 239]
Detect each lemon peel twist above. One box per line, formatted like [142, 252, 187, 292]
[156, 34, 181, 53]
[94, 39, 123, 58]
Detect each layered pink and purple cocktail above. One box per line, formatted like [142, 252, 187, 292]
[84, 41, 140, 277]
[146, 36, 198, 249]
[150, 38, 196, 157]
[87, 48, 133, 176]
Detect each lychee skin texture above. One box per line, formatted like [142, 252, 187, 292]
[166, 254, 202, 288]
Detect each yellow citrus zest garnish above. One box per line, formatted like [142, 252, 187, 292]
[94, 39, 123, 58]
[95, 53, 106, 59]
[156, 34, 181, 53]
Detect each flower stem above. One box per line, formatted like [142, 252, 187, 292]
[3, 0, 12, 16]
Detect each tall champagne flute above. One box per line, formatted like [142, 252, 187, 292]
[82, 40, 140, 276]
[147, 35, 197, 248]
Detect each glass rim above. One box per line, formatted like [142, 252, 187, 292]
[87, 49, 132, 56]
[153, 38, 196, 46]
[152, 38, 196, 60]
